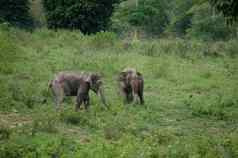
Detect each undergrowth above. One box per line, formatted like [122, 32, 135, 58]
[0, 27, 237, 157]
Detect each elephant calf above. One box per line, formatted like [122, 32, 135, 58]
[49, 71, 107, 111]
[118, 68, 144, 105]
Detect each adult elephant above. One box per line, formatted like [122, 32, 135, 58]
[49, 71, 108, 111]
[118, 68, 144, 105]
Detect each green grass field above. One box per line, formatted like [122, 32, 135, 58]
[0, 27, 238, 158]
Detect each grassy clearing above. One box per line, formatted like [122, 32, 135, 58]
[0, 27, 238, 157]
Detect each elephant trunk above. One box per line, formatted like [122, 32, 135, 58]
[98, 87, 108, 108]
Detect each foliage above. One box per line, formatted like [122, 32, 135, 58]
[0, 0, 33, 28]
[110, 0, 237, 39]
[0, 26, 19, 74]
[87, 31, 118, 49]
[187, 2, 236, 40]
[166, 0, 194, 36]
[129, 0, 169, 35]
[111, 0, 169, 36]
[210, 0, 238, 23]
[29, 0, 46, 27]
[0, 28, 238, 157]
[42, 0, 120, 34]
[110, 1, 134, 36]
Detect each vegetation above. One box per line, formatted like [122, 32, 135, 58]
[111, 0, 170, 37]
[186, 2, 236, 40]
[42, 0, 120, 34]
[0, 0, 238, 157]
[211, 0, 238, 23]
[111, 0, 237, 40]
[0, 27, 238, 157]
[128, 0, 169, 36]
[0, 0, 33, 28]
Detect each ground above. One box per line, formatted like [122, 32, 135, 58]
[0, 28, 238, 158]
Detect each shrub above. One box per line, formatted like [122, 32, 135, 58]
[0, 0, 33, 28]
[42, 0, 120, 34]
[88, 31, 118, 49]
[8, 80, 43, 109]
[111, 0, 169, 36]
[210, 0, 238, 23]
[0, 135, 76, 158]
[0, 126, 11, 141]
[0, 141, 38, 158]
[60, 110, 98, 129]
[31, 114, 58, 135]
[131, 0, 169, 35]
[186, 93, 238, 120]
[0, 28, 18, 74]
[187, 2, 235, 41]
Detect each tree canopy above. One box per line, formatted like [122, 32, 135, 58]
[211, 0, 238, 23]
[0, 0, 33, 28]
[42, 0, 120, 34]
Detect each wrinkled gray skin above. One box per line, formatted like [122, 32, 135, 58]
[49, 71, 107, 111]
[118, 68, 144, 105]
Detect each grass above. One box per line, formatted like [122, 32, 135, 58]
[0, 27, 238, 158]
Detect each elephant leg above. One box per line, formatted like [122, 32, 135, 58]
[51, 83, 64, 110]
[139, 81, 144, 105]
[76, 85, 90, 111]
[131, 83, 139, 104]
[132, 91, 138, 104]
[139, 91, 144, 105]
[76, 93, 83, 112]
[126, 85, 133, 103]
[84, 95, 90, 110]
[127, 92, 133, 103]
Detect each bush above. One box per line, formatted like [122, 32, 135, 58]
[0, 0, 33, 29]
[130, 0, 169, 35]
[166, 0, 193, 37]
[185, 92, 238, 120]
[0, 126, 11, 141]
[0, 137, 40, 158]
[88, 31, 118, 49]
[42, 0, 120, 34]
[60, 110, 98, 129]
[0, 135, 76, 158]
[187, 2, 236, 40]
[111, 0, 169, 36]
[0, 28, 19, 74]
[210, 0, 238, 23]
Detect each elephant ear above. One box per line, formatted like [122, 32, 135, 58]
[85, 73, 101, 86]
[118, 72, 127, 81]
[85, 75, 91, 83]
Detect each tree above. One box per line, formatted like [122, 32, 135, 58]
[187, 2, 235, 40]
[0, 0, 33, 28]
[166, 0, 194, 36]
[128, 0, 169, 36]
[42, 0, 120, 34]
[210, 0, 238, 23]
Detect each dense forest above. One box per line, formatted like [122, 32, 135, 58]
[1, 0, 238, 39]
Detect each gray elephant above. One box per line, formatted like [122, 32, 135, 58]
[118, 68, 144, 105]
[49, 71, 107, 111]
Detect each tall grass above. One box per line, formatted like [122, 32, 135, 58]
[0, 27, 238, 157]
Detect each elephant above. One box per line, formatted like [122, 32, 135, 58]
[49, 71, 108, 111]
[118, 68, 144, 105]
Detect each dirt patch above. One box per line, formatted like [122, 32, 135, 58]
[0, 112, 32, 128]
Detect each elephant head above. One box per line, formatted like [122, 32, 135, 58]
[86, 73, 108, 107]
